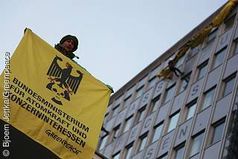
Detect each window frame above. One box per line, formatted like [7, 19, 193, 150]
[189, 132, 205, 157]
[210, 119, 225, 145]
[179, 72, 191, 93]
[222, 73, 236, 98]
[151, 122, 164, 143]
[167, 111, 180, 133]
[137, 134, 148, 152]
[231, 38, 238, 57]
[185, 100, 197, 120]
[201, 87, 216, 111]
[224, 14, 236, 32]
[163, 84, 176, 104]
[212, 47, 226, 69]
[99, 134, 108, 150]
[136, 107, 147, 123]
[174, 144, 185, 159]
[124, 144, 134, 159]
[110, 125, 121, 142]
[196, 60, 208, 80]
[122, 116, 134, 133]
[150, 95, 160, 113]
[135, 85, 144, 98]
[112, 104, 120, 117]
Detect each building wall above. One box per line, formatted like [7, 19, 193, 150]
[97, 5, 238, 159]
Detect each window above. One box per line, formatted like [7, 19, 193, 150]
[174, 145, 185, 159]
[112, 104, 120, 117]
[179, 73, 191, 93]
[223, 75, 236, 97]
[167, 112, 180, 132]
[232, 39, 238, 56]
[112, 152, 120, 159]
[135, 86, 144, 98]
[224, 15, 235, 32]
[175, 55, 185, 67]
[136, 107, 147, 123]
[203, 28, 218, 49]
[99, 135, 108, 150]
[104, 112, 110, 122]
[186, 102, 197, 120]
[201, 88, 215, 110]
[211, 121, 225, 144]
[202, 39, 215, 55]
[189, 132, 204, 157]
[138, 135, 148, 152]
[123, 116, 134, 133]
[111, 125, 120, 142]
[212, 48, 226, 69]
[148, 76, 158, 89]
[207, 28, 218, 43]
[151, 123, 164, 143]
[150, 96, 160, 113]
[123, 96, 132, 107]
[124, 144, 133, 159]
[163, 84, 176, 104]
[197, 61, 208, 80]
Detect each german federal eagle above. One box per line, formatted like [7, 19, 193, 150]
[46, 56, 83, 105]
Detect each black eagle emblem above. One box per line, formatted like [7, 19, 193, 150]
[46, 56, 83, 105]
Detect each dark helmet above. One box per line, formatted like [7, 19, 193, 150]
[60, 35, 79, 52]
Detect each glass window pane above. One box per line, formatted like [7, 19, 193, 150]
[138, 108, 146, 122]
[211, 122, 225, 144]
[207, 29, 218, 42]
[125, 145, 133, 159]
[99, 135, 108, 150]
[114, 127, 120, 137]
[164, 85, 176, 103]
[124, 96, 132, 107]
[151, 96, 160, 113]
[123, 116, 134, 133]
[167, 112, 180, 132]
[179, 73, 190, 93]
[135, 86, 144, 98]
[224, 15, 235, 32]
[112, 105, 120, 117]
[138, 136, 148, 152]
[175, 146, 185, 159]
[197, 63, 208, 80]
[203, 38, 215, 54]
[186, 103, 197, 120]
[201, 88, 215, 110]
[212, 49, 226, 69]
[148, 76, 158, 88]
[152, 123, 164, 143]
[175, 55, 185, 67]
[223, 77, 235, 97]
[189, 133, 204, 157]
[233, 40, 238, 55]
[112, 126, 120, 142]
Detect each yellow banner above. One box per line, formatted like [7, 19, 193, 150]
[0, 29, 111, 159]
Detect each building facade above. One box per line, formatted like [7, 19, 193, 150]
[97, 4, 238, 159]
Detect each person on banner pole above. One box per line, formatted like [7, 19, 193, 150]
[168, 58, 183, 77]
[55, 35, 79, 60]
[168, 58, 189, 83]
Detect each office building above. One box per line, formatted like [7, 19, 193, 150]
[97, 3, 238, 159]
